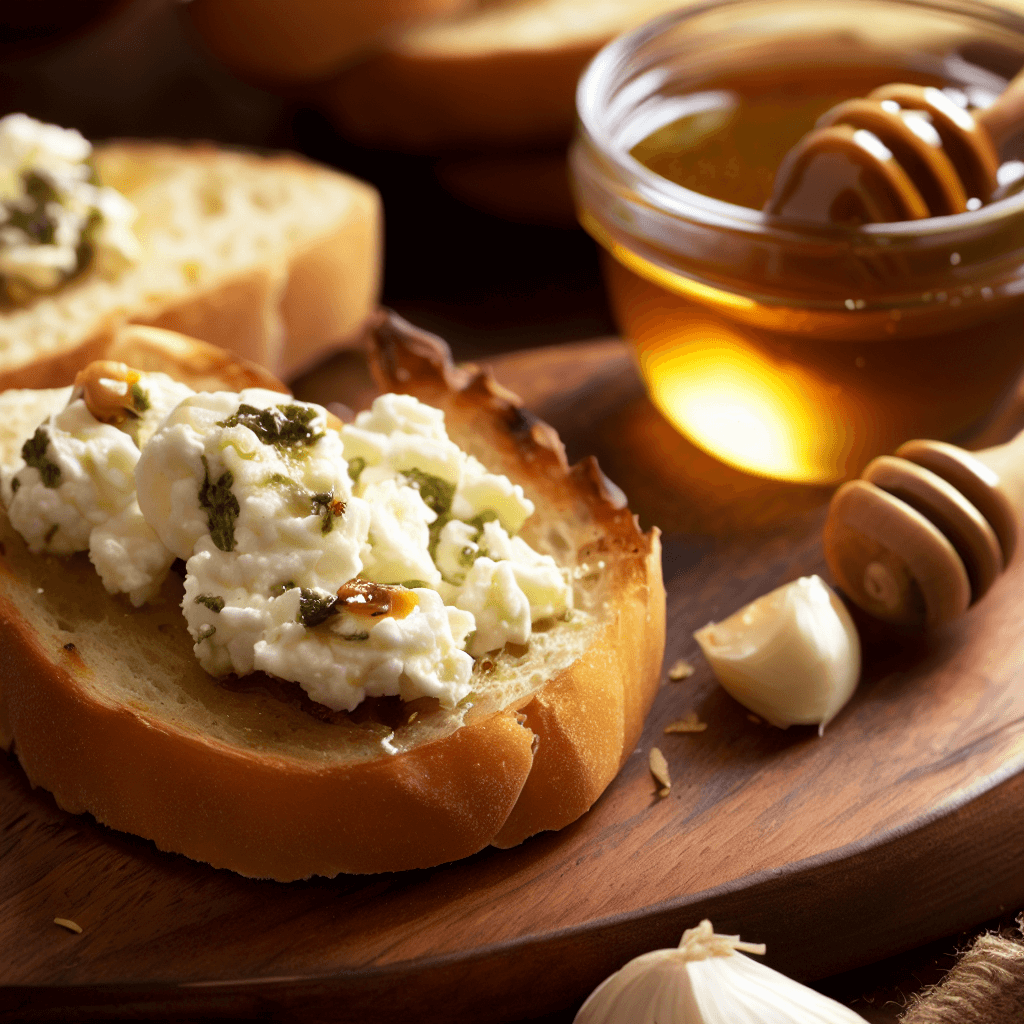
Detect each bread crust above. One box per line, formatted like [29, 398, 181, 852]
[317, 44, 593, 152]
[0, 317, 665, 879]
[0, 142, 382, 390]
[185, 0, 474, 85]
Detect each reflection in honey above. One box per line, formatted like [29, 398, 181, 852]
[606, 252, 856, 483]
[604, 248, 1024, 485]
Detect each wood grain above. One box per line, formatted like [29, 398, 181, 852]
[3, 339, 1024, 1022]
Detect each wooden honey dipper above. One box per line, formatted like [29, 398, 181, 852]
[766, 67, 1024, 222]
[823, 430, 1024, 627]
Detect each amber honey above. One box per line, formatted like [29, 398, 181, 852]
[572, 1, 1024, 484]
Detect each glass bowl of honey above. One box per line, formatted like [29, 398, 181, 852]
[571, 0, 1024, 484]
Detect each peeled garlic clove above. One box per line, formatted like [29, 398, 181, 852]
[574, 919, 868, 1024]
[693, 575, 860, 732]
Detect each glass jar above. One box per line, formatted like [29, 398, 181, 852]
[571, 0, 1024, 485]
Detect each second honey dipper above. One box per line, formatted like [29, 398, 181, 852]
[766, 60, 1024, 222]
[824, 430, 1024, 626]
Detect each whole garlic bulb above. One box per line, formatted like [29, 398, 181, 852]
[574, 920, 867, 1024]
[693, 575, 860, 733]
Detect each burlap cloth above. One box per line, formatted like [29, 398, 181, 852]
[900, 915, 1024, 1023]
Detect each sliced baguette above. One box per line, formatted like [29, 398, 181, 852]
[314, 0, 702, 151]
[0, 313, 664, 879]
[184, 0, 476, 85]
[0, 141, 382, 389]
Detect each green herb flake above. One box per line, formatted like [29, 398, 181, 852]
[129, 381, 150, 413]
[272, 580, 297, 596]
[264, 473, 294, 487]
[458, 545, 477, 568]
[467, 510, 499, 536]
[194, 594, 225, 613]
[218, 403, 321, 449]
[21, 427, 61, 488]
[402, 468, 455, 518]
[198, 455, 239, 552]
[401, 580, 430, 590]
[196, 624, 216, 642]
[340, 631, 370, 642]
[297, 588, 338, 628]
[347, 456, 366, 483]
[311, 490, 345, 535]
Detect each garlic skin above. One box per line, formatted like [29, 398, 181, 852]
[574, 920, 868, 1024]
[693, 575, 860, 733]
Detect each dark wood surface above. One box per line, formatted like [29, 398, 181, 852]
[3, 337, 1024, 1023]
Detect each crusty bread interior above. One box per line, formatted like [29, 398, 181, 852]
[0, 142, 382, 388]
[0, 316, 664, 879]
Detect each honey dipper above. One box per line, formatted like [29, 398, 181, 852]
[765, 67, 1024, 222]
[823, 430, 1024, 627]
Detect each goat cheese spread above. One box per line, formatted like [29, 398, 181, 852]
[0, 113, 140, 302]
[1, 372, 574, 714]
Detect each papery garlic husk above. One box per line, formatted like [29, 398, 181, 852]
[693, 575, 860, 733]
[574, 920, 868, 1024]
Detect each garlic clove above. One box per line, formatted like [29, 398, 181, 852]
[693, 575, 860, 732]
[574, 920, 868, 1024]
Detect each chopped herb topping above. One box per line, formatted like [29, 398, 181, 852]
[129, 381, 150, 413]
[402, 468, 455, 518]
[297, 588, 339, 628]
[458, 545, 477, 568]
[7, 172, 59, 245]
[22, 426, 61, 488]
[198, 455, 239, 552]
[340, 631, 370, 642]
[468, 510, 499, 535]
[401, 580, 430, 590]
[218, 403, 321, 449]
[347, 456, 366, 483]
[311, 490, 346, 534]
[194, 594, 225, 613]
[272, 580, 297, 596]
[196, 624, 216, 642]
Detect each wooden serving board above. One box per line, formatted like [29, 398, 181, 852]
[3, 339, 1024, 1023]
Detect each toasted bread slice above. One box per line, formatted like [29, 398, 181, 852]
[315, 0, 701, 151]
[0, 141, 382, 389]
[0, 314, 664, 879]
[184, 0, 476, 84]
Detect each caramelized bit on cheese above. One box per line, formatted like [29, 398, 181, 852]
[336, 578, 419, 620]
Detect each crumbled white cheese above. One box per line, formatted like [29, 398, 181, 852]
[0, 113, 140, 297]
[3, 385, 575, 712]
[0, 371, 190, 605]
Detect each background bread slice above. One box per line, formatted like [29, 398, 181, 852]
[0, 141, 382, 390]
[313, 0, 700, 152]
[183, 0, 476, 85]
[0, 314, 664, 879]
